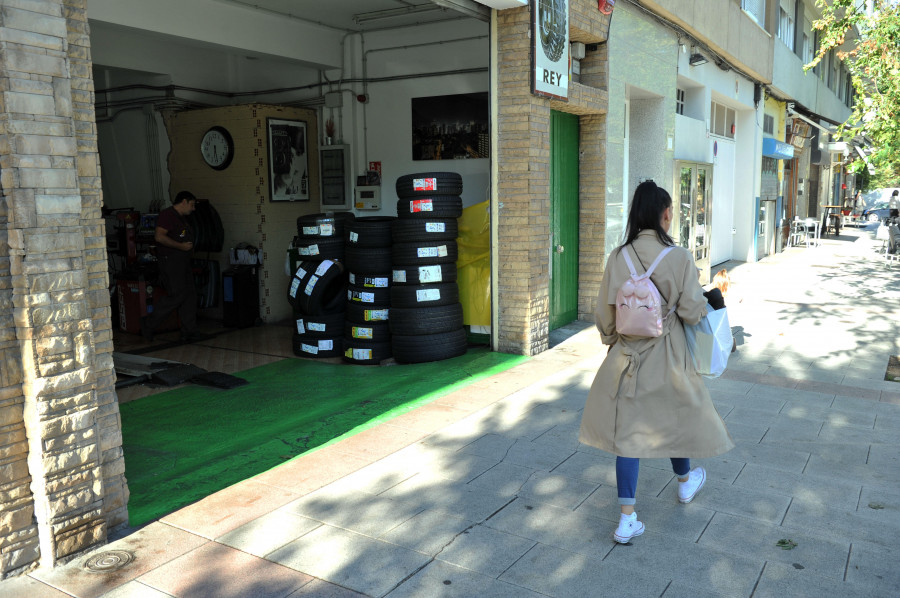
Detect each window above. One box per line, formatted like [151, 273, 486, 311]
[676, 88, 685, 115]
[801, 15, 813, 64]
[763, 114, 774, 135]
[778, 0, 795, 50]
[711, 101, 736, 139]
[742, 0, 765, 25]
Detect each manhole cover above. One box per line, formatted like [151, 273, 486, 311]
[83, 550, 135, 573]
[886, 356, 900, 382]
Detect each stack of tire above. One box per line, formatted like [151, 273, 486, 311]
[391, 172, 467, 363]
[287, 213, 351, 359]
[342, 217, 395, 365]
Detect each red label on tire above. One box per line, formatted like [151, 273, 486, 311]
[413, 178, 437, 191]
[410, 199, 434, 213]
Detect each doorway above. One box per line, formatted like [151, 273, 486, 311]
[673, 162, 712, 284]
[549, 110, 579, 330]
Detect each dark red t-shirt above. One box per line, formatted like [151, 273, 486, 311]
[156, 206, 192, 258]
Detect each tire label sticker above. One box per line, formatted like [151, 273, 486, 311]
[416, 288, 441, 302]
[349, 231, 359, 243]
[437, 244, 448, 257]
[302, 226, 318, 235]
[315, 261, 332, 276]
[301, 343, 318, 354]
[349, 272, 356, 284]
[319, 223, 334, 236]
[425, 222, 446, 233]
[299, 244, 320, 256]
[352, 348, 373, 360]
[319, 339, 334, 351]
[295, 319, 305, 334]
[305, 275, 319, 296]
[349, 290, 375, 303]
[289, 278, 301, 298]
[352, 326, 373, 339]
[393, 270, 407, 283]
[363, 276, 388, 287]
[308, 322, 326, 332]
[419, 265, 443, 283]
[410, 199, 434, 213]
[364, 308, 389, 321]
[416, 246, 439, 258]
[295, 267, 307, 280]
[413, 177, 437, 191]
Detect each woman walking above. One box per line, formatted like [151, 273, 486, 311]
[579, 180, 734, 543]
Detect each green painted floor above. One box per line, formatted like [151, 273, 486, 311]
[120, 348, 527, 527]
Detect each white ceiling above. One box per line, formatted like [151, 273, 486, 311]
[217, 0, 475, 32]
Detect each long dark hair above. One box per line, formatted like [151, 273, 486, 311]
[621, 180, 675, 249]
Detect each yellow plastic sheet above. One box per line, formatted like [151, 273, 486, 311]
[457, 201, 490, 326]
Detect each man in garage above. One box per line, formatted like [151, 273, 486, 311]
[141, 191, 198, 342]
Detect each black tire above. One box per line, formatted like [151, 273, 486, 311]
[345, 216, 395, 248]
[292, 333, 342, 358]
[345, 246, 392, 274]
[396, 196, 463, 219]
[392, 241, 458, 266]
[389, 303, 464, 336]
[342, 339, 392, 365]
[343, 320, 391, 342]
[391, 218, 458, 242]
[396, 172, 463, 198]
[295, 312, 345, 338]
[392, 263, 457, 285]
[295, 260, 347, 316]
[390, 283, 458, 308]
[392, 328, 467, 363]
[297, 213, 345, 239]
[348, 272, 391, 288]
[345, 302, 390, 323]
[347, 283, 391, 307]
[293, 237, 345, 262]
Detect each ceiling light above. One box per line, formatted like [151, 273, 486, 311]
[689, 52, 709, 66]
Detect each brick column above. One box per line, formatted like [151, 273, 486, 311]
[0, 0, 126, 575]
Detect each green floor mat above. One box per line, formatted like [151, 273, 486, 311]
[121, 348, 527, 527]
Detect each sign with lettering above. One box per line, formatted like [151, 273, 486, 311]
[533, 0, 569, 100]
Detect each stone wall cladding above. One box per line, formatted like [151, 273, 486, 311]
[0, 0, 123, 577]
[496, 3, 608, 356]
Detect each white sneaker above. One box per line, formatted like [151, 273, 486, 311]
[677, 467, 706, 503]
[613, 512, 645, 544]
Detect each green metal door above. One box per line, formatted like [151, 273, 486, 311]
[550, 111, 579, 330]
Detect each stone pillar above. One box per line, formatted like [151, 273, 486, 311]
[0, 0, 126, 576]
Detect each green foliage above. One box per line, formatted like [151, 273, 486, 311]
[806, 0, 900, 187]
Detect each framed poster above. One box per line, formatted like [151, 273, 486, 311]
[412, 92, 489, 161]
[532, 0, 569, 100]
[267, 118, 309, 201]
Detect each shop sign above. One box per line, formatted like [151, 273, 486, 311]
[533, 0, 569, 100]
[762, 137, 794, 160]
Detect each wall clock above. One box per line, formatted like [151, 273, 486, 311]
[200, 126, 234, 170]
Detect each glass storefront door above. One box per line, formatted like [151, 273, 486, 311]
[673, 162, 712, 284]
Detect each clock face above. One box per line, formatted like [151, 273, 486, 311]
[201, 126, 234, 170]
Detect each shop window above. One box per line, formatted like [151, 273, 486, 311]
[676, 88, 685, 115]
[711, 101, 736, 139]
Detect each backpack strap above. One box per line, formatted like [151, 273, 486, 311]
[645, 246, 674, 277]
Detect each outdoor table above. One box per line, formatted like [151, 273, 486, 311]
[822, 205, 843, 236]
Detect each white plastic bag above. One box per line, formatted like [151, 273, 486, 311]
[684, 305, 733, 378]
[877, 224, 890, 241]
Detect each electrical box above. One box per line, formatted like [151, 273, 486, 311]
[355, 186, 381, 210]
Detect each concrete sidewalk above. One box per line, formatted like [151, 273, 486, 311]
[5, 224, 900, 598]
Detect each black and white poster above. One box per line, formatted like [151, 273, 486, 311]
[533, 0, 569, 100]
[267, 118, 309, 202]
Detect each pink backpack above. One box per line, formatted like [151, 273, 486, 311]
[615, 246, 675, 337]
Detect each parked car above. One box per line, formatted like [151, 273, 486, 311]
[861, 202, 891, 222]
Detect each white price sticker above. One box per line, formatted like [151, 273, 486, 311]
[315, 261, 332, 276]
[416, 246, 439, 258]
[418, 265, 443, 283]
[302, 226, 318, 235]
[320, 223, 334, 236]
[301, 343, 318, 354]
[289, 278, 300, 298]
[393, 270, 407, 283]
[308, 321, 326, 332]
[305, 275, 319, 296]
[353, 348, 373, 360]
[425, 222, 446, 233]
[319, 339, 334, 350]
[416, 288, 442, 302]
[365, 309, 389, 321]
[349, 231, 359, 243]
[296, 319, 305, 334]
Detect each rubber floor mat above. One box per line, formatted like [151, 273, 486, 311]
[120, 347, 527, 526]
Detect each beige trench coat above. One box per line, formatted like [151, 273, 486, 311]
[579, 230, 735, 458]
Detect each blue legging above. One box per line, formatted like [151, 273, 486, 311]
[617, 456, 690, 506]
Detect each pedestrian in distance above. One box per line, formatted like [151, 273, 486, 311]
[579, 180, 734, 544]
[889, 189, 899, 220]
[141, 190, 199, 343]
